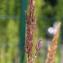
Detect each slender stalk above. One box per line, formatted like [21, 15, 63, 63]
[25, 0, 36, 63]
[45, 22, 61, 63]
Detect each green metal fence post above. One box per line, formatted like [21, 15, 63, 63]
[19, 0, 27, 63]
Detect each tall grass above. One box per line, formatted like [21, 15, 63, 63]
[45, 22, 61, 63]
[6, 20, 19, 63]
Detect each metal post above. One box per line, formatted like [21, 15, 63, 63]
[19, 0, 27, 63]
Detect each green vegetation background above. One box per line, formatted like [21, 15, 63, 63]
[35, 0, 63, 63]
[0, 0, 63, 63]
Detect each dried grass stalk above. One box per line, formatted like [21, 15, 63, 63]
[25, 0, 36, 63]
[45, 22, 61, 63]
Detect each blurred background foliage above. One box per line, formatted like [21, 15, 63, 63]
[0, 0, 63, 63]
[0, 0, 20, 63]
[35, 0, 63, 63]
[36, 0, 63, 44]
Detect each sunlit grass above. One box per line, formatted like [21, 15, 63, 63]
[6, 20, 19, 63]
[0, 20, 19, 63]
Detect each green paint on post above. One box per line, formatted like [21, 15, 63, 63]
[19, 0, 28, 63]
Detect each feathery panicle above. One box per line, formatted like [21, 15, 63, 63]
[25, 0, 36, 63]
